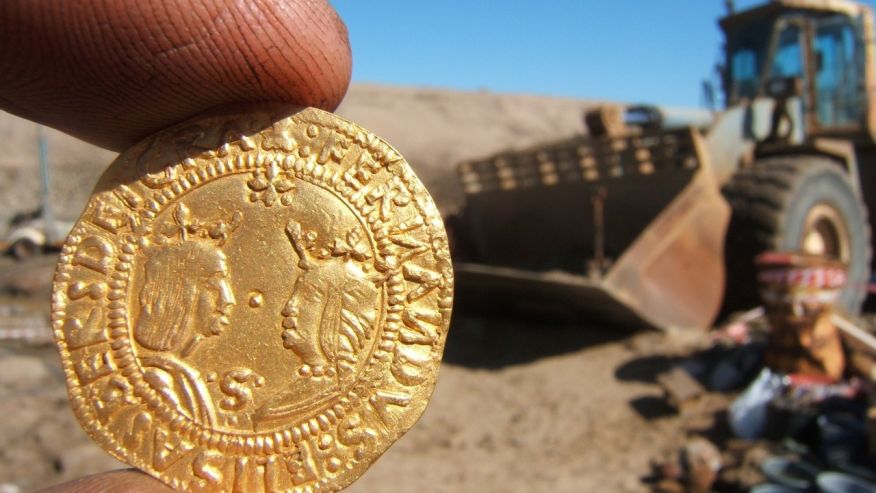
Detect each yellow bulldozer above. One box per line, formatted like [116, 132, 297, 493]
[450, 0, 876, 330]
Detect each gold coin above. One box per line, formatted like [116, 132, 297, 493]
[50, 106, 453, 492]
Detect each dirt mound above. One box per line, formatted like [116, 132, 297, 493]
[0, 84, 594, 231]
[336, 84, 596, 213]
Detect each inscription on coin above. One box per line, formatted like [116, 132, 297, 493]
[52, 106, 453, 492]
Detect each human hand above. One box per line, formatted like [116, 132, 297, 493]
[4, 0, 350, 490]
[35, 469, 175, 493]
[0, 0, 351, 152]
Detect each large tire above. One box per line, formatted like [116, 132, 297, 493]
[722, 156, 872, 314]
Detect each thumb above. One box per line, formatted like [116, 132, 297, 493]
[0, 0, 352, 152]
[36, 469, 176, 493]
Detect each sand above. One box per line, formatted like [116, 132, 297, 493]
[0, 294, 712, 492]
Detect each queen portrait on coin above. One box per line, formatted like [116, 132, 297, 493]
[279, 219, 377, 383]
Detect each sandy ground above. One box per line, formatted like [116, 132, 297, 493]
[0, 259, 716, 492]
[348, 322, 705, 493]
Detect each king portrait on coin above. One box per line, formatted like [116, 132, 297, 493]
[50, 105, 453, 492]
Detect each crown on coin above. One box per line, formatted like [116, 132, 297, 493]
[155, 203, 243, 247]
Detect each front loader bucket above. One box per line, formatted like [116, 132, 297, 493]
[600, 168, 730, 329]
[454, 263, 655, 327]
[455, 128, 730, 330]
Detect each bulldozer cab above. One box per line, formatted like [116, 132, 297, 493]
[721, 0, 873, 138]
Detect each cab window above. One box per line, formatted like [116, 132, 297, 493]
[813, 16, 863, 127]
[771, 25, 804, 78]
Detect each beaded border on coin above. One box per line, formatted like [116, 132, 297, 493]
[51, 106, 453, 492]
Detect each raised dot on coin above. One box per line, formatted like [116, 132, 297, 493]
[318, 434, 333, 449]
[248, 291, 264, 308]
[326, 457, 342, 473]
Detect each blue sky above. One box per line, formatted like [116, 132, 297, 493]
[332, 0, 875, 107]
